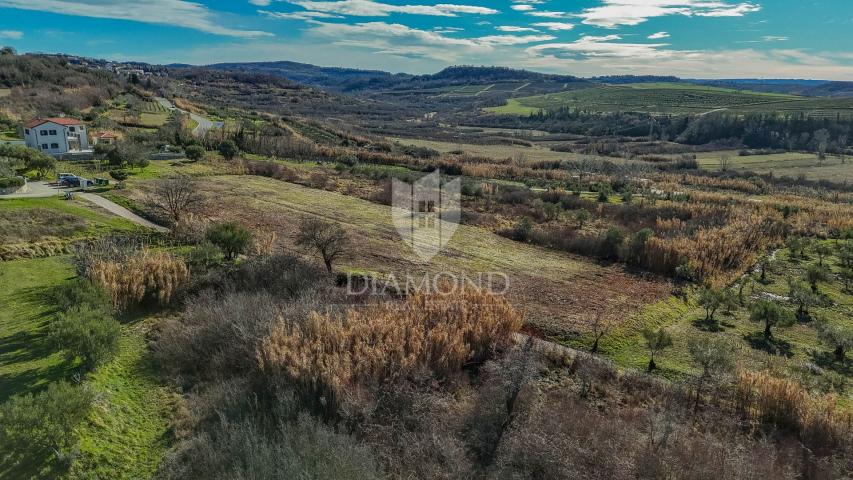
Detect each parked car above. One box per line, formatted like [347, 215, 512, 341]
[59, 175, 93, 188]
[57, 172, 75, 184]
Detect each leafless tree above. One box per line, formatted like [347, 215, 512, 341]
[152, 175, 202, 225]
[718, 155, 730, 172]
[295, 217, 350, 273]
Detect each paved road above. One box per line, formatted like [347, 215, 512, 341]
[78, 193, 169, 232]
[154, 96, 220, 137]
[0, 181, 71, 199]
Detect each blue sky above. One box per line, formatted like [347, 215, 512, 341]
[1, 0, 852, 79]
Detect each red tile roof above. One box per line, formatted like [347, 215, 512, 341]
[24, 117, 85, 129]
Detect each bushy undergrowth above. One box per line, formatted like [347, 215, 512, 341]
[149, 251, 853, 479]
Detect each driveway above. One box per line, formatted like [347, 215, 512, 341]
[154, 96, 220, 137]
[0, 181, 71, 199]
[77, 193, 169, 233]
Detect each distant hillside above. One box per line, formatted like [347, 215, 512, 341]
[0, 50, 125, 120]
[206, 60, 410, 92]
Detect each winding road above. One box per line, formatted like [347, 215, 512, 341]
[154, 97, 221, 137]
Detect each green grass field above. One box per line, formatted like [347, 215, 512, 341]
[695, 150, 853, 182]
[0, 88, 11, 98]
[68, 317, 174, 480]
[0, 257, 76, 402]
[0, 201, 174, 478]
[487, 83, 853, 116]
[0, 197, 141, 252]
[389, 136, 589, 164]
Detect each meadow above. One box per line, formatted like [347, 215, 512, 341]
[487, 83, 853, 116]
[0, 198, 173, 479]
[695, 150, 853, 182]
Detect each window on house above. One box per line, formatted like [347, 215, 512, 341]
[49, 130, 57, 135]
[69, 127, 76, 132]
[51, 143, 59, 149]
[24, 129, 29, 135]
[41, 144, 48, 149]
[40, 130, 48, 135]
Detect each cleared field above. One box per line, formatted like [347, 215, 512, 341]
[121, 175, 670, 337]
[0, 88, 10, 98]
[389, 136, 587, 163]
[696, 150, 853, 182]
[488, 83, 853, 116]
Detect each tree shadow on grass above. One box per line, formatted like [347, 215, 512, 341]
[0, 328, 57, 368]
[809, 351, 853, 376]
[744, 332, 794, 358]
[0, 360, 76, 403]
[692, 317, 734, 333]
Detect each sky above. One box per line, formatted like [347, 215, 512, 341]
[1, 0, 853, 79]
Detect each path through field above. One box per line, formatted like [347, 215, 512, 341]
[78, 193, 169, 232]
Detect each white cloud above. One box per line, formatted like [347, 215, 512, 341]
[648, 31, 669, 39]
[0, 30, 23, 39]
[0, 0, 271, 37]
[260, 9, 343, 20]
[287, 0, 499, 17]
[577, 1, 760, 28]
[532, 22, 575, 31]
[249, 0, 272, 6]
[511, 4, 534, 11]
[305, 21, 551, 61]
[527, 34, 670, 60]
[526, 11, 570, 18]
[497, 25, 540, 32]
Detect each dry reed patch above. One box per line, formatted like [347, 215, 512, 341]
[88, 249, 190, 311]
[735, 370, 853, 453]
[258, 289, 522, 412]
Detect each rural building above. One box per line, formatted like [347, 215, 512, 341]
[92, 131, 118, 146]
[23, 117, 90, 155]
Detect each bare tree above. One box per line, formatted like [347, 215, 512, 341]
[295, 217, 350, 273]
[718, 155, 730, 172]
[152, 176, 202, 225]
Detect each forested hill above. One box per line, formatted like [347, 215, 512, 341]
[0, 49, 125, 120]
[204, 62, 593, 92]
[206, 60, 410, 92]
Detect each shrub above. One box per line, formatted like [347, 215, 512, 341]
[50, 278, 113, 313]
[186, 241, 223, 272]
[598, 227, 625, 260]
[49, 304, 121, 370]
[0, 176, 24, 189]
[206, 222, 252, 260]
[184, 145, 205, 161]
[108, 169, 128, 182]
[0, 381, 94, 462]
[157, 414, 383, 480]
[258, 288, 522, 416]
[218, 140, 239, 160]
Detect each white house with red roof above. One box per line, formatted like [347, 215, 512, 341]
[23, 117, 90, 155]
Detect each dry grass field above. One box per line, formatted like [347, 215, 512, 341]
[122, 175, 671, 337]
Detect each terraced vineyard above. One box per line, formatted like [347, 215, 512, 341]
[488, 83, 853, 116]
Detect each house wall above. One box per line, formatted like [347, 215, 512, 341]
[23, 122, 89, 155]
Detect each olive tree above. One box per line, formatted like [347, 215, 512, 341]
[749, 300, 795, 338]
[642, 327, 673, 372]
